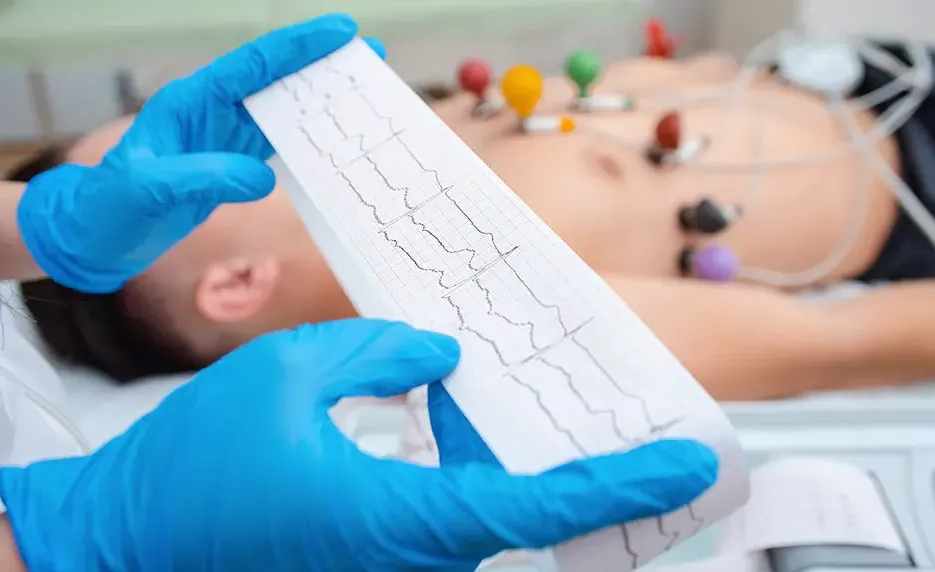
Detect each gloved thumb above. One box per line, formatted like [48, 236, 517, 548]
[279, 319, 461, 408]
[417, 439, 718, 562]
[127, 152, 276, 213]
[428, 383, 501, 467]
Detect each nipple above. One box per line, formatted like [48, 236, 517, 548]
[678, 244, 739, 282]
[501, 65, 575, 135]
[565, 50, 635, 112]
[457, 58, 504, 118]
[646, 111, 708, 166]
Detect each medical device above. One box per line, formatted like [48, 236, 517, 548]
[711, 400, 935, 572]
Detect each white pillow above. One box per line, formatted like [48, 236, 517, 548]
[4, 281, 188, 448]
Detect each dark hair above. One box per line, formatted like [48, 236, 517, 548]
[12, 149, 202, 382]
[413, 83, 456, 102]
[12, 85, 457, 382]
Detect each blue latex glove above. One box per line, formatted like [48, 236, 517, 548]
[426, 384, 720, 571]
[0, 319, 717, 571]
[17, 13, 385, 294]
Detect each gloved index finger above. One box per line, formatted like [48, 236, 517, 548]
[192, 13, 359, 106]
[416, 439, 718, 562]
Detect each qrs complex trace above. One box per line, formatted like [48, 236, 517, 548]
[284, 70, 679, 443]
[286, 67, 692, 566]
[245, 38, 748, 572]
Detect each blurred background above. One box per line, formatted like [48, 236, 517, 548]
[0, 0, 933, 171]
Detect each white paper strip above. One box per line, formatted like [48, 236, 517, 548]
[245, 38, 749, 571]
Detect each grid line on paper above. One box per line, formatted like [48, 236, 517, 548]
[283, 62, 688, 561]
[272, 50, 697, 445]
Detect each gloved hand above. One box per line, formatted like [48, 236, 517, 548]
[426, 384, 720, 571]
[17, 13, 385, 294]
[0, 319, 717, 571]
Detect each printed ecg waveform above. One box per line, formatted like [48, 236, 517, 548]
[247, 39, 748, 572]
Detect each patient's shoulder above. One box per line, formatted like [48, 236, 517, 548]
[682, 52, 740, 79]
[66, 114, 137, 166]
[600, 52, 739, 93]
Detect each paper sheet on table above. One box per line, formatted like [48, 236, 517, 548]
[244, 38, 749, 572]
[717, 457, 906, 554]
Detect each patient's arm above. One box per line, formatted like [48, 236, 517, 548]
[0, 181, 43, 282]
[828, 280, 935, 387]
[605, 276, 935, 401]
[0, 116, 135, 282]
[0, 516, 25, 572]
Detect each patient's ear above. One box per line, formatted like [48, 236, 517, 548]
[194, 258, 281, 323]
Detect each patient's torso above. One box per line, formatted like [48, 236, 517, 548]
[431, 57, 901, 286]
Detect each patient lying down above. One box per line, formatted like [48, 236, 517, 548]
[12, 46, 935, 411]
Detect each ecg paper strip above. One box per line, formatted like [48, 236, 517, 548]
[244, 38, 749, 571]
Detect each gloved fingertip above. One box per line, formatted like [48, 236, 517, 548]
[588, 438, 719, 513]
[295, 320, 461, 404]
[650, 439, 720, 482]
[422, 331, 460, 367]
[363, 36, 387, 60]
[226, 156, 277, 200]
[202, 12, 360, 104]
[159, 153, 276, 204]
